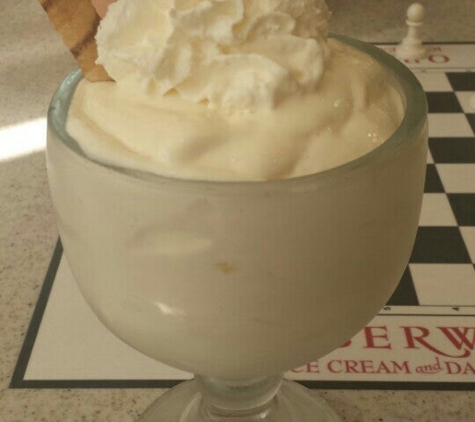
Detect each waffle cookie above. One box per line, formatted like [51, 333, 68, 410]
[38, 0, 111, 81]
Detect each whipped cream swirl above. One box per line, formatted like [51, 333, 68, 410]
[96, 0, 331, 112]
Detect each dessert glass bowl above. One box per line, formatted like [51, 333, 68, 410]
[46, 35, 428, 421]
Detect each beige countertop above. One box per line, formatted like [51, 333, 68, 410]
[1, 0, 475, 421]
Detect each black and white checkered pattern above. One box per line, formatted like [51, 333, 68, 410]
[388, 71, 475, 307]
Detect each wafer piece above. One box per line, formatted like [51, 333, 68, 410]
[38, 0, 111, 81]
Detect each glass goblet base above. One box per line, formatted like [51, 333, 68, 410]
[139, 375, 342, 422]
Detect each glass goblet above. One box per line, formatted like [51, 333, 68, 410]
[46, 35, 428, 422]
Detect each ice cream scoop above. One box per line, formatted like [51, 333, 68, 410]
[67, 0, 403, 181]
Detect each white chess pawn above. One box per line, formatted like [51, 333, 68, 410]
[395, 3, 427, 60]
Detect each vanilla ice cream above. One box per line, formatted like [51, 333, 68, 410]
[66, 0, 404, 181]
[47, 0, 428, 381]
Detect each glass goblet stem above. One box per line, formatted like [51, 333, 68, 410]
[196, 374, 284, 418]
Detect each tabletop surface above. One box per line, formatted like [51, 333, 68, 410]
[2, 1, 475, 421]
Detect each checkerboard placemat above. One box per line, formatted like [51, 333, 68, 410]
[388, 69, 475, 308]
[11, 44, 475, 391]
